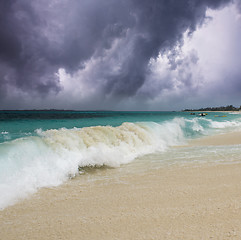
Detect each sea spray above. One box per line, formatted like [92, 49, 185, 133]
[1, 113, 241, 209]
[0, 119, 187, 209]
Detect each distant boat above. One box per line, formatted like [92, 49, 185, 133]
[214, 115, 227, 117]
[198, 113, 207, 116]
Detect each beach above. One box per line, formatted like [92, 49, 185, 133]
[1, 0, 241, 237]
[1, 131, 241, 239]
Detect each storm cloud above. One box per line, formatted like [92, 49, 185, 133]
[0, 0, 237, 109]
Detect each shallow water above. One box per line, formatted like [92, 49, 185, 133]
[1, 111, 241, 209]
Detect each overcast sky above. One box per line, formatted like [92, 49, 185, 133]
[0, 0, 240, 110]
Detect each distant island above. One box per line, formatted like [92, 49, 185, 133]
[183, 105, 241, 112]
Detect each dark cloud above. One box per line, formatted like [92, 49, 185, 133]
[134, 48, 201, 102]
[235, 0, 241, 12]
[105, 0, 232, 97]
[0, 0, 60, 95]
[0, 0, 233, 106]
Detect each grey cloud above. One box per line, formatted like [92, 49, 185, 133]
[235, 0, 241, 12]
[0, 0, 135, 98]
[0, 0, 60, 95]
[135, 49, 201, 101]
[105, 0, 232, 97]
[0, 0, 233, 105]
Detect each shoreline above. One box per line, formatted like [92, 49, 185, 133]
[1, 163, 241, 239]
[183, 110, 241, 113]
[1, 131, 241, 239]
[189, 130, 241, 146]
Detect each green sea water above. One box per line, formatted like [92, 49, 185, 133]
[1, 111, 240, 142]
[1, 110, 241, 209]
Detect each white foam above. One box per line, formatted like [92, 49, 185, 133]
[209, 119, 241, 129]
[186, 118, 205, 132]
[0, 120, 187, 209]
[1, 131, 8, 135]
[1, 117, 241, 209]
[1, 131, 11, 140]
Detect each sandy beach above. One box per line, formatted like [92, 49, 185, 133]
[1, 132, 241, 239]
[190, 130, 241, 146]
[1, 0, 241, 238]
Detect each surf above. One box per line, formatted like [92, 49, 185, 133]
[0, 115, 241, 209]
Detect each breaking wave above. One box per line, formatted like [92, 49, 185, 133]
[0, 117, 241, 209]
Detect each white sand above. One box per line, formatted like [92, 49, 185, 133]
[1, 131, 241, 239]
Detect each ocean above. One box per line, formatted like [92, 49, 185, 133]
[1, 110, 241, 209]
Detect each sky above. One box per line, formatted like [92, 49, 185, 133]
[0, 0, 241, 110]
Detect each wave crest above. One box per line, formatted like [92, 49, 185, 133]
[1, 116, 240, 209]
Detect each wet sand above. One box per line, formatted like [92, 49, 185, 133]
[190, 130, 241, 146]
[1, 131, 241, 239]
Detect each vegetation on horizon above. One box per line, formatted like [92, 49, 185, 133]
[184, 105, 241, 112]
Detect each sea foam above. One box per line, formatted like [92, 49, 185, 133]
[0, 119, 186, 209]
[0, 116, 240, 209]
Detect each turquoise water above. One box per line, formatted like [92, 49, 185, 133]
[1, 111, 241, 209]
[1, 111, 240, 142]
[0, 111, 183, 142]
